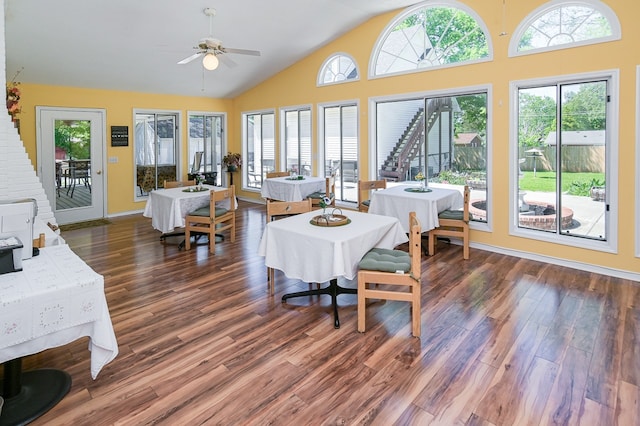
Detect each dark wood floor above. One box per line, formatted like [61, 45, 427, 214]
[10, 200, 640, 425]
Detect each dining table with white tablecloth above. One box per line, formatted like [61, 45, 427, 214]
[368, 184, 464, 233]
[260, 175, 326, 202]
[0, 244, 118, 424]
[143, 184, 232, 234]
[258, 209, 408, 328]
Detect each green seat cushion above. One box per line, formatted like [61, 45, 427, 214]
[308, 191, 335, 199]
[189, 206, 228, 217]
[358, 248, 410, 273]
[438, 209, 473, 220]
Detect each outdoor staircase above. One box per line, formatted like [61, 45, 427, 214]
[379, 98, 452, 181]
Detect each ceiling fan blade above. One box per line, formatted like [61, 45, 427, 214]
[223, 47, 261, 56]
[217, 54, 237, 68]
[177, 52, 203, 65]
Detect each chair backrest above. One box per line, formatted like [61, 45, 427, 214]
[325, 174, 336, 198]
[358, 179, 386, 210]
[407, 211, 422, 278]
[462, 185, 470, 222]
[164, 180, 196, 188]
[266, 171, 290, 179]
[211, 185, 236, 212]
[68, 159, 90, 177]
[266, 198, 312, 222]
[191, 151, 204, 174]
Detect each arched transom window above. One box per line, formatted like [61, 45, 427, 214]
[318, 53, 359, 86]
[510, 0, 620, 56]
[371, 1, 490, 77]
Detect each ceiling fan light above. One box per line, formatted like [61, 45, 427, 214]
[202, 53, 219, 70]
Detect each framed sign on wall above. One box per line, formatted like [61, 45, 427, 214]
[111, 126, 129, 147]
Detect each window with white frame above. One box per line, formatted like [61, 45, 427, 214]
[509, 0, 620, 57]
[512, 72, 617, 251]
[281, 107, 312, 176]
[318, 53, 358, 85]
[188, 113, 224, 186]
[243, 111, 275, 190]
[371, 1, 490, 78]
[321, 103, 359, 204]
[374, 90, 489, 224]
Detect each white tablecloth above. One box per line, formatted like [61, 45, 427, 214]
[368, 184, 464, 233]
[143, 185, 232, 234]
[260, 176, 326, 201]
[0, 244, 118, 379]
[258, 210, 408, 283]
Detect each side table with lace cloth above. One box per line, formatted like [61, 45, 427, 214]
[0, 244, 118, 424]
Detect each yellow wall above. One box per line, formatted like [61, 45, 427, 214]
[15, 0, 640, 275]
[18, 84, 233, 214]
[234, 0, 640, 274]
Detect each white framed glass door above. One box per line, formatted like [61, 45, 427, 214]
[37, 107, 106, 225]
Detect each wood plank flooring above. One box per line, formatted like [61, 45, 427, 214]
[7, 200, 640, 425]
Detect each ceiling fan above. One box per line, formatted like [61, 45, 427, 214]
[178, 8, 261, 70]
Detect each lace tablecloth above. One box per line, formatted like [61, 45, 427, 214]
[0, 244, 118, 379]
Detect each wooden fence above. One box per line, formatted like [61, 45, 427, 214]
[452, 145, 604, 173]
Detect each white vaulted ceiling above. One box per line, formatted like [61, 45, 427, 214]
[4, 0, 419, 99]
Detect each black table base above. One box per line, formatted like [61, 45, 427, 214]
[0, 358, 71, 426]
[281, 278, 356, 329]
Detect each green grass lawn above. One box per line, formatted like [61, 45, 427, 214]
[519, 171, 605, 194]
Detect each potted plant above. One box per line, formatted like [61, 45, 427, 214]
[222, 152, 242, 172]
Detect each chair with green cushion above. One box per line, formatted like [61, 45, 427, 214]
[308, 174, 336, 208]
[357, 211, 422, 337]
[357, 179, 386, 212]
[428, 185, 471, 260]
[184, 185, 236, 254]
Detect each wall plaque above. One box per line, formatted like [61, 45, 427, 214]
[111, 126, 129, 147]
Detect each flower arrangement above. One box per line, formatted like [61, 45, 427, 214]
[6, 81, 21, 122]
[319, 196, 332, 214]
[415, 172, 425, 181]
[222, 152, 242, 171]
[194, 173, 205, 185]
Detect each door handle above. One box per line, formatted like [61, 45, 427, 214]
[96, 170, 102, 175]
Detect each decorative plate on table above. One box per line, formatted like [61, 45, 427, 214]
[404, 187, 432, 193]
[285, 176, 305, 180]
[182, 187, 209, 193]
[310, 214, 351, 227]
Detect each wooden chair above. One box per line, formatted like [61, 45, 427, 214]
[184, 186, 236, 254]
[164, 180, 195, 188]
[308, 175, 336, 208]
[265, 198, 313, 294]
[428, 185, 471, 260]
[357, 212, 422, 337]
[266, 171, 289, 179]
[33, 233, 45, 248]
[357, 179, 387, 212]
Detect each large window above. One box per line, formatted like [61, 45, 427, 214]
[243, 111, 275, 190]
[371, 2, 490, 78]
[321, 103, 359, 204]
[374, 90, 489, 224]
[509, 0, 620, 57]
[134, 111, 180, 199]
[188, 113, 224, 186]
[513, 73, 617, 250]
[281, 107, 312, 176]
